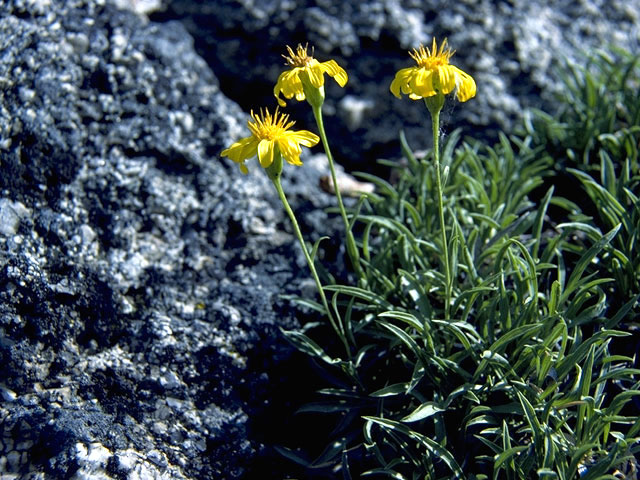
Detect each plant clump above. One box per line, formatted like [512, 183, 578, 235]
[221, 42, 640, 479]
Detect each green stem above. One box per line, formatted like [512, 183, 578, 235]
[271, 175, 350, 354]
[311, 105, 365, 283]
[429, 103, 452, 320]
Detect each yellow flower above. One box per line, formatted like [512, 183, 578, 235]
[274, 44, 348, 107]
[390, 38, 476, 102]
[221, 108, 319, 174]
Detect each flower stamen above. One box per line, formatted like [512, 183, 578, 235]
[409, 37, 455, 69]
[248, 108, 296, 140]
[282, 43, 316, 68]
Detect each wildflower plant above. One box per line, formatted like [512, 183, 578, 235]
[274, 44, 365, 282]
[222, 108, 318, 175]
[221, 40, 640, 479]
[390, 37, 476, 319]
[221, 108, 348, 353]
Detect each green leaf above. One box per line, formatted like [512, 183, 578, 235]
[575, 344, 596, 441]
[488, 323, 544, 356]
[311, 438, 348, 468]
[399, 129, 419, 170]
[442, 128, 463, 166]
[378, 311, 424, 333]
[604, 294, 640, 329]
[465, 414, 498, 429]
[433, 319, 481, 350]
[280, 329, 341, 365]
[364, 416, 464, 478]
[354, 171, 399, 199]
[273, 445, 311, 467]
[592, 368, 640, 386]
[600, 149, 617, 194]
[603, 390, 640, 416]
[401, 199, 422, 228]
[536, 468, 558, 479]
[401, 402, 445, 423]
[567, 442, 599, 478]
[517, 391, 543, 446]
[377, 321, 428, 366]
[280, 294, 325, 314]
[532, 186, 554, 259]
[559, 224, 621, 303]
[494, 446, 527, 475]
[310, 236, 330, 262]
[369, 383, 410, 398]
[324, 284, 393, 309]
[318, 387, 363, 399]
[296, 401, 353, 414]
[556, 329, 629, 381]
[347, 194, 368, 232]
[361, 468, 409, 480]
[398, 269, 434, 319]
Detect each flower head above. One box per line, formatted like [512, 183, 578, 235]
[390, 38, 476, 102]
[221, 108, 319, 174]
[274, 44, 348, 107]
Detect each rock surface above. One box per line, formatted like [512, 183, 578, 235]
[153, 0, 640, 173]
[0, 0, 342, 478]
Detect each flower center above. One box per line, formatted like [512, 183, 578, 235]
[409, 38, 454, 70]
[248, 108, 295, 140]
[283, 43, 315, 68]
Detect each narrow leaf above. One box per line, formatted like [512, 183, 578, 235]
[401, 402, 445, 423]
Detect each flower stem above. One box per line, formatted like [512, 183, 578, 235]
[311, 105, 364, 283]
[426, 97, 452, 320]
[270, 174, 350, 354]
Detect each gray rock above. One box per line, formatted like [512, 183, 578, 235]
[0, 0, 340, 478]
[153, 0, 640, 173]
[0, 199, 29, 237]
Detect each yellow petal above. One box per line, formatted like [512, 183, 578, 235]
[454, 68, 476, 102]
[221, 136, 259, 163]
[320, 60, 348, 87]
[274, 69, 305, 106]
[277, 137, 303, 166]
[390, 67, 415, 98]
[409, 68, 435, 98]
[239, 162, 249, 175]
[274, 71, 288, 106]
[306, 63, 325, 88]
[257, 139, 275, 168]
[437, 65, 457, 95]
[400, 82, 413, 95]
[287, 130, 319, 147]
[284, 69, 305, 96]
[275, 92, 287, 107]
[286, 154, 303, 166]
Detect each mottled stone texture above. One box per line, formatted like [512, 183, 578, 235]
[153, 0, 640, 173]
[2, 0, 640, 479]
[0, 0, 338, 478]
